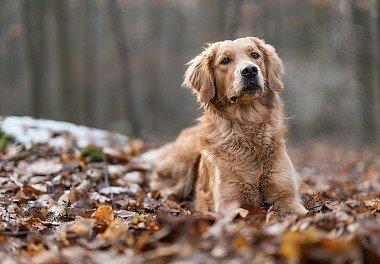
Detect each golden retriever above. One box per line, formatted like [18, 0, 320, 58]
[143, 37, 308, 216]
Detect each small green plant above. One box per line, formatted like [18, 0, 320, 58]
[0, 128, 14, 151]
[81, 145, 104, 162]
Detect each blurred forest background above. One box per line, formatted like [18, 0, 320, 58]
[0, 0, 379, 142]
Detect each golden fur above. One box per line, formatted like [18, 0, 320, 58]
[143, 37, 308, 215]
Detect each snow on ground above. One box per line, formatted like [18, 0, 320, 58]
[0, 116, 128, 148]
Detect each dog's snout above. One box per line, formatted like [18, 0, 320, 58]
[241, 65, 258, 77]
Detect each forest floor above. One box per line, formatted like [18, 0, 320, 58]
[0, 126, 379, 263]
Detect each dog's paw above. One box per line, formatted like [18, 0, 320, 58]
[273, 200, 308, 216]
[289, 203, 308, 216]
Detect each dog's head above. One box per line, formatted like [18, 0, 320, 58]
[182, 37, 284, 108]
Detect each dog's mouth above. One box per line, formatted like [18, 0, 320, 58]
[243, 83, 261, 93]
[229, 83, 262, 103]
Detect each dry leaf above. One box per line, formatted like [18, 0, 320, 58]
[29, 159, 63, 175]
[100, 218, 127, 240]
[91, 205, 115, 225]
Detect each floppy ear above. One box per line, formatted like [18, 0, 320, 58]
[182, 45, 216, 104]
[251, 37, 285, 91]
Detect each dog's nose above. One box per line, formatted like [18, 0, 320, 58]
[241, 65, 258, 77]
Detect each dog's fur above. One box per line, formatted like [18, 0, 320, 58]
[143, 37, 308, 215]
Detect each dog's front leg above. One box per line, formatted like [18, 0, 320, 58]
[260, 148, 308, 216]
[213, 169, 261, 213]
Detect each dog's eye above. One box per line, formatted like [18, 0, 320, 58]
[251, 52, 259, 59]
[221, 57, 231, 65]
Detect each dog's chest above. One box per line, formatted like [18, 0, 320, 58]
[202, 123, 277, 180]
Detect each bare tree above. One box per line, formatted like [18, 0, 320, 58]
[374, 0, 380, 138]
[352, 2, 379, 142]
[107, 0, 140, 136]
[23, 0, 46, 118]
[225, 0, 243, 39]
[83, 0, 98, 127]
[53, 0, 76, 122]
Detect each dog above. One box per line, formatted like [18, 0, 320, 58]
[143, 37, 308, 216]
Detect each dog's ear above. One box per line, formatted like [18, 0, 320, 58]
[250, 37, 285, 91]
[182, 45, 216, 104]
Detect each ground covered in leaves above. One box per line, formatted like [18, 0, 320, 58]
[0, 131, 379, 263]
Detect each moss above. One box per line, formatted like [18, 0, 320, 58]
[0, 129, 14, 151]
[81, 145, 104, 162]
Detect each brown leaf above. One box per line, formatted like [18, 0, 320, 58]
[27, 243, 46, 257]
[233, 236, 248, 250]
[100, 218, 127, 240]
[278, 229, 320, 262]
[91, 205, 115, 226]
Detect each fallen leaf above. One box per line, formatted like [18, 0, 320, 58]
[100, 218, 127, 240]
[29, 159, 63, 175]
[91, 205, 115, 225]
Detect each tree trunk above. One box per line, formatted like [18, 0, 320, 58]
[225, 0, 243, 39]
[83, 0, 98, 127]
[374, 1, 380, 138]
[352, 3, 378, 142]
[23, 0, 46, 118]
[54, 0, 76, 122]
[107, 0, 140, 136]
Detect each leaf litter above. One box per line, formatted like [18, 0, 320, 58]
[0, 123, 379, 263]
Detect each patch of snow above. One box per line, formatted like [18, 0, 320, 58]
[123, 171, 143, 184]
[0, 116, 128, 148]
